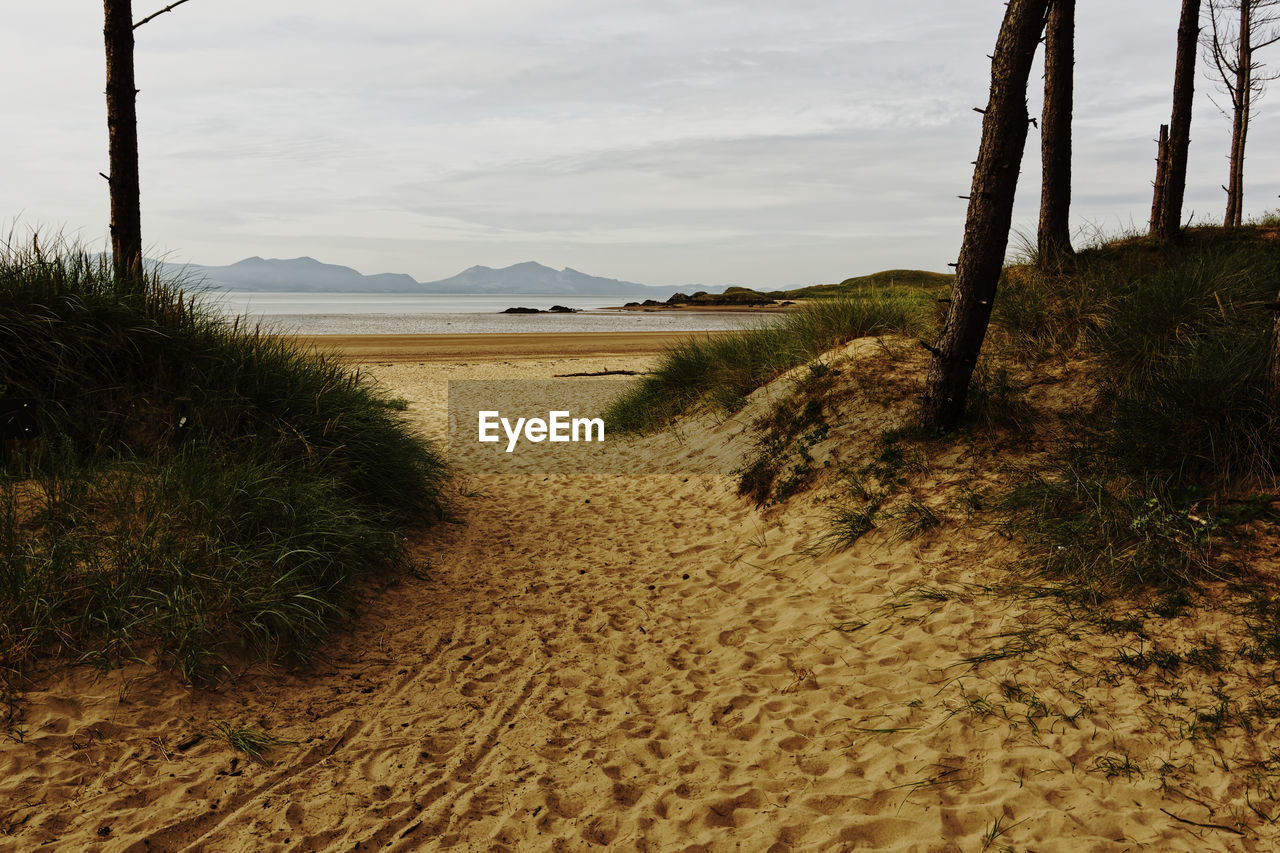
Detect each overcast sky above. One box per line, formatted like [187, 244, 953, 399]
[2, 2, 1277, 288]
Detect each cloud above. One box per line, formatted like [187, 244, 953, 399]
[2, 1, 1278, 287]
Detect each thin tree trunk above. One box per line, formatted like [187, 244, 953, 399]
[921, 0, 1049, 432]
[1154, 0, 1201, 241]
[1228, 90, 1249, 224]
[1038, 0, 1074, 267]
[104, 0, 143, 282]
[1225, 1, 1251, 227]
[1226, 83, 1250, 225]
[1225, 90, 1244, 226]
[1150, 123, 1169, 234]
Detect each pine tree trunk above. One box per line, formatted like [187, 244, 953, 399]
[1237, 91, 1250, 226]
[921, 0, 1048, 432]
[1225, 1, 1251, 227]
[1150, 123, 1169, 234]
[1226, 87, 1249, 226]
[104, 0, 143, 282]
[1153, 0, 1200, 241]
[1037, 0, 1074, 267]
[1225, 94, 1244, 227]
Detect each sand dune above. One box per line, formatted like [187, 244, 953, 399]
[1, 340, 1276, 851]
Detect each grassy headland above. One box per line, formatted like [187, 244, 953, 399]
[620, 269, 954, 309]
[0, 241, 447, 706]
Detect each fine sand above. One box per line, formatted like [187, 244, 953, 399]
[2, 335, 1277, 851]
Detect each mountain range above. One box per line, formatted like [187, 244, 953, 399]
[156, 256, 729, 298]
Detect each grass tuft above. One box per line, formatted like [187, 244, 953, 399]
[204, 720, 294, 761]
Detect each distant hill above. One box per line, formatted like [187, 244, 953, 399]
[151, 255, 948, 302]
[421, 261, 677, 296]
[813, 269, 954, 297]
[156, 256, 728, 298]
[642, 269, 954, 307]
[159, 256, 428, 294]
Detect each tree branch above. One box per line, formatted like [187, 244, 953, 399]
[134, 0, 193, 29]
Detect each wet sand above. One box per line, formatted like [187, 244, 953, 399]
[285, 331, 703, 363]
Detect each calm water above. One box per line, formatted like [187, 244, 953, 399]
[204, 292, 771, 335]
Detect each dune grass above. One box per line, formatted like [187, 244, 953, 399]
[994, 223, 1280, 486]
[990, 222, 1280, 601]
[204, 719, 295, 762]
[604, 284, 941, 433]
[997, 461, 1220, 602]
[0, 239, 447, 703]
[996, 224, 1280, 480]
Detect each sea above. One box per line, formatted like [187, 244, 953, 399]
[203, 292, 771, 335]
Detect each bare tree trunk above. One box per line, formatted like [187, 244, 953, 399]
[1154, 0, 1201, 240]
[104, 0, 142, 282]
[921, 0, 1049, 432]
[1223, 91, 1244, 227]
[1205, 0, 1280, 226]
[1150, 123, 1170, 233]
[1038, 0, 1074, 267]
[1232, 93, 1250, 225]
[1225, 1, 1252, 226]
[1224, 81, 1249, 226]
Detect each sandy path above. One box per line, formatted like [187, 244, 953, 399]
[1, 347, 1275, 851]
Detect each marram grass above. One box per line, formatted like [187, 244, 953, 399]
[604, 285, 940, 433]
[0, 238, 447, 696]
[991, 224, 1280, 602]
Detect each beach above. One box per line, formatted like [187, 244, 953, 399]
[287, 331, 702, 363]
[0, 332, 1274, 852]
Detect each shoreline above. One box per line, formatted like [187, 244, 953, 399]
[599, 301, 800, 313]
[284, 330, 703, 362]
